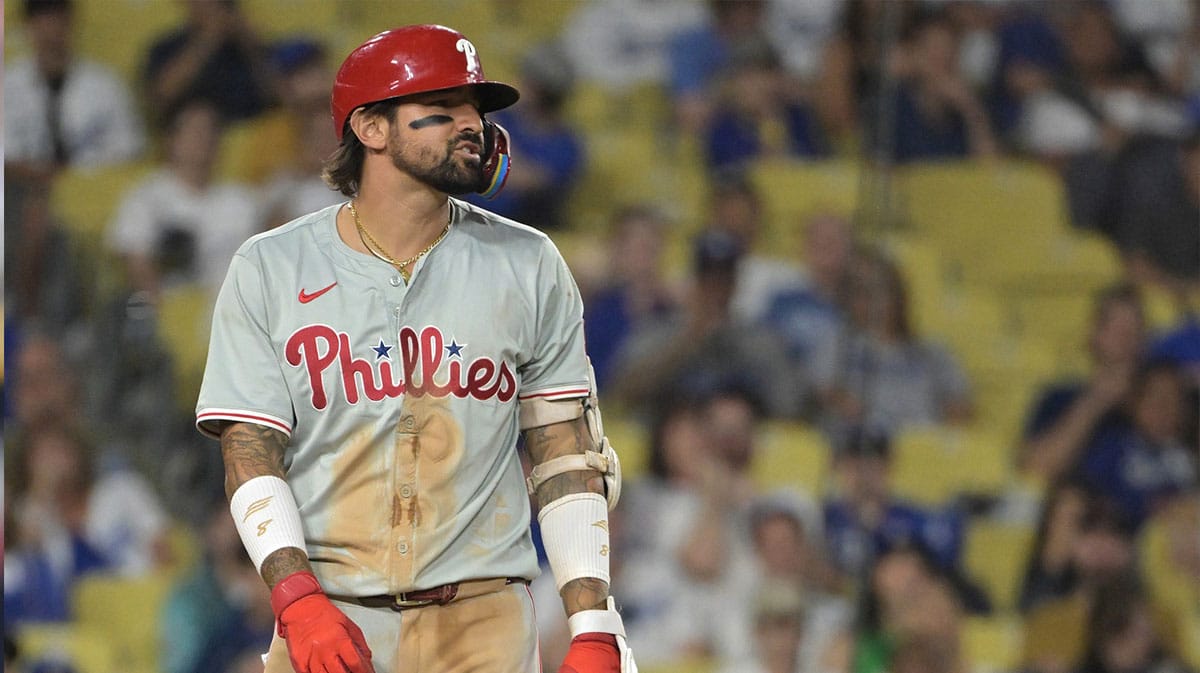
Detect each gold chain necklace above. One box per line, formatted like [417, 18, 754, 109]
[349, 201, 451, 282]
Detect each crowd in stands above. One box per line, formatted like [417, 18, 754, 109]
[4, 1, 1199, 673]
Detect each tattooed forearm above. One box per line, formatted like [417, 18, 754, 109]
[562, 577, 610, 615]
[220, 422, 289, 499]
[523, 417, 605, 507]
[261, 547, 314, 589]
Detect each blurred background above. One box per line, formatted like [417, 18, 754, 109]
[3, 0, 1199, 672]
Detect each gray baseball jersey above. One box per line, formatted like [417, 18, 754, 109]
[196, 199, 590, 597]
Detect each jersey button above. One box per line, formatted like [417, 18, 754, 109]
[401, 415, 415, 430]
[399, 485, 413, 499]
[397, 541, 409, 554]
[389, 276, 402, 287]
[393, 306, 402, 318]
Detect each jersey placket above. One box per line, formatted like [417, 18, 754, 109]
[384, 268, 418, 588]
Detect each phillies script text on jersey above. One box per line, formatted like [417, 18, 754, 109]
[286, 324, 517, 409]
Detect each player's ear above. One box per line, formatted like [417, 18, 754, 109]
[349, 107, 390, 151]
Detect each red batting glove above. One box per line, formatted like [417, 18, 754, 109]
[272, 572, 374, 673]
[559, 633, 620, 673]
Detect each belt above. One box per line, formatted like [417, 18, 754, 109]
[330, 577, 527, 611]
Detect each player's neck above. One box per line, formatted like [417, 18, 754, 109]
[346, 183, 450, 261]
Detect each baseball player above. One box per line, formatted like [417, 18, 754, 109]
[196, 25, 636, 673]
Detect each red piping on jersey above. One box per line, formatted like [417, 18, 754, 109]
[198, 410, 292, 436]
[518, 388, 590, 400]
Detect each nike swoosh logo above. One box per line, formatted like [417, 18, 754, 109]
[298, 282, 338, 304]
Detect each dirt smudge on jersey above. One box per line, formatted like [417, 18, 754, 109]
[321, 421, 392, 588]
[398, 394, 465, 580]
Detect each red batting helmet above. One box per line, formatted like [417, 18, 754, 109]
[331, 24, 520, 140]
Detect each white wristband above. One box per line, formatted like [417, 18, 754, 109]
[229, 475, 308, 574]
[537, 492, 610, 592]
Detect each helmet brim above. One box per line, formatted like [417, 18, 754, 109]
[471, 81, 521, 113]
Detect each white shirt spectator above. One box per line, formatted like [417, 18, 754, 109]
[107, 169, 262, 294]
[5, 57, 145, 168]
[563, 0, 706, 90]
[84, 466, 169, 577]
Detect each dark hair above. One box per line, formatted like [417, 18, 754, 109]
[23, 0, 72, 18]
[1079, 573, 1161, 673]
[646, 397, 702, 481]
[322, 99, 402, 197]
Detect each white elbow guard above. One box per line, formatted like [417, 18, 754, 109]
[229, 475, 308, 574]
[521, 362, 622, 509]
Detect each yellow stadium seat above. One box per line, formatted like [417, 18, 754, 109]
[51, 162, 155, 254]
[601, 411, 651, 480]
[749, 159, 863, 258]
[16, 623, 119, 673]
[157, 284, 216, 413]
[890, 425, 1013, 506]
[752, 421, 832, 498]
[963, 614, 1025, 673]
[72, 573, 174, 673]
[964, 521, 1036, 612]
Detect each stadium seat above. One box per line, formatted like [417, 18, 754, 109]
[962, 614, 1024, 673]
[156, 284, 216, 413]
[751, 421, 832, 498]
[748, 159, 863, 258]
[889, 425, 1013, 506]
[72, 573, 174, 673]
[601, 410, 651, 480]
[16, 623, 119, 673]
[964, 520, 1036, 612]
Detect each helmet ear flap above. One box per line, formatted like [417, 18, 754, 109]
[477, 119, 511, 199]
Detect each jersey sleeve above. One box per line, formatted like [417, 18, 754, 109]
[195, 250, 294, 439]
[518, 240, 591, 402]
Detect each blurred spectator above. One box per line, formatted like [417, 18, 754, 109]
[1150, 312, 1200, 386]
[843, 542, 974, 673]
[464, 41, 585, 231]
[1092, 134, 1200, 287]
[4, 179, 85, 338]
[260, 106, 342, 228]
[583, 205, 679, 390]
[669, 0, 772, 134]
[608, 230, 799, 419]
[1020, 283, 1146, 487]
[761, 212, 855, 412]
[614, 390, 762, 664]
[1019, 481, 1091, 613]
[1075, 574, 1195, 673]
[717, 579, 808, 673]
[869, 8, 998, 164]
[142, 0, 277, 125]
[1139, 491, 1200, 645]
[764, 0, 844, 85]
[821, 428, 976, 599]
[704, 171, 804, 322]
[1078, 360, 1197, 530]
[721, 491, 851, 673]
[706, 37, 830, 171]
[9, 331, 82, 436]
[11, 424, 170, 579]
[816, 0, 919, 149]
[562, 0, 706, 92]
[106, 98, 263, 300]
[229, 37, 335, 186]
[1021, 496, 1155, 673]
[4, 425, 108, 625]
[159, 497, 273, 673]
[811, 248, 973, 439]
[4, 0, 145, 181]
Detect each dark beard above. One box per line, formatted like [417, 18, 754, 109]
[390, 133, 484, 195]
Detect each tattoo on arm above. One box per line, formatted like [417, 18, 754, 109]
[261, 547, 313, 590]
[561, 577, 610, 614]
[220, 422, 314, 588]
[523, 418, 605, 509]
[524, 417, 612, 616]
[220, 422, 288, 499]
